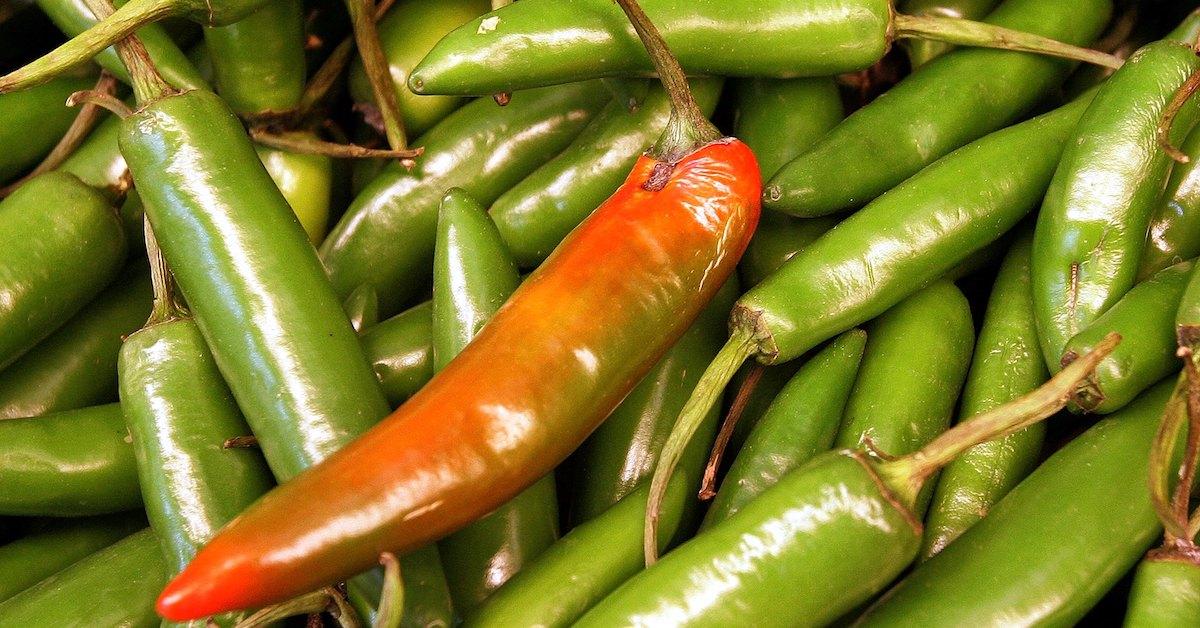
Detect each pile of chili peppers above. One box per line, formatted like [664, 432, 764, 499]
[4, 0, 1200, 625]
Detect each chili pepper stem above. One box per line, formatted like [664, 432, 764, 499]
[62, 89, 132, 118]
[878, 332, 1121, 511]
[610, 0, 720, 163]
[645, 329, 756, 565]
[250, 127, 423, 162]
[345, 0, 408, 153]
[79, 0, 174, 105]
[1148, 373, 1192, 543]
[143, 217, 186, 325]
[698, 364, 764, 500]
[233, 587, 359, 628]
[373, 552, 403, 628]
[0, 0, 176, 93]
[892, 14, 1123, 70]
[1158, 68, 1200, 163]
[1174, 357, 1200, 532]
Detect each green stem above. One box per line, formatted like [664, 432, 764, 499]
[250, 127, 422, 162]
[0, 0, 176, 93]
[234, 587, 359, 628]
[611, 0, 720, 163]
[644, 329, 755, 565]
[879, 332, 1121, 511]
[79, 0, 173, 104]
[1150, 373, 1192, 544]
[698, 364, 764, 500]
[1158, 67, 1200, 164]
[143, 216, 187, 325]
[1175, 358, 1200, 537]
[345, 0, 408, 152]
[64, 89, 132, 118]
[297, 0, 397, 119]
[893, 14, 1123, 70]
[372, 553, 404, 628]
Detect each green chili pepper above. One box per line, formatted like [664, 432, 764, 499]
[361, 300, 433, 406]
[1142, 126, 1200, 280]
[1033, 39, 1200, 370]
[900, 0, 1002, 67]
[255, 133, 333, 244]
[60, 114, 129, 198]
[0, 403, 139, 515]
[701, 329, 866, 528]
[0, 512, 144, 602]
[349, 0, 490, 137]
[0, 171, 127, 370]
[490, 78, 722, 268]
[0, 528, 166, 627]
[1064, 259, 1195, 414]
[0, 70, 94, 183]
[432, 189, 556, 615]
[721, 362, 800, 465]
[0, 268, 152, 419]
[856, 379, 1173, 626]
[920, 230, 1047, 560]
[764, 0, 1110, 217]
[202, 0, 304, 118]
[321, 82, 608, 315]
[1125, 556, 1200, 627]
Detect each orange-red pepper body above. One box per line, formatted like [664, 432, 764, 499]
[157, 139, 761, 619]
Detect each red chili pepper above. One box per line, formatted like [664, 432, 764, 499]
[155, 0, 759, 619]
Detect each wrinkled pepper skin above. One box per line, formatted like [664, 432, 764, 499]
[0, 171, 126, 370]
[921, 231, 1047, 559]
[157, 138, 760, 620]
[203, 0, 304, 118]
[361, 301, 434, 406]
[899, 0, 1001, 67]
[1032, 40, 1200, 370]
[1125, 555, 1200, 627]
[702, 329, 866, 528]
[0, 404, 139, 516]
[857, 380, 1172, 626]
[255, 134, 333, 244]
[409, 0, 891, 95]
[0, 513, 144, 602]
[1064, 259, 1194, 413]
[321, 83, 608, 315]
[0, 71, 94, 183]
[577, 452, 920, 628]
[118, 89, 390, 482]
[765, 0, 1110, 217]
[0, 269, 152, 419]
[1142, 126, 1200, 280]
[491, 79, 722, 268]
[0, 528, 166, 627]
[349, 0, 491, 136]
[739, 93, 1091, 365]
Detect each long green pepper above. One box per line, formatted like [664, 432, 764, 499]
[0, 513, 144, 602]
[0, 71, 95, 183]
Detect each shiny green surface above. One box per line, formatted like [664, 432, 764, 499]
[36, 0, 208, 90]
[256, 134, 333, 244]
[203, 0, 304, 117]
[491, 79, 721, 268]
[920, 232, 1047, 560]
[739, 215, 837, 289]
[0, 513, 144, 602]
[900, 0, 1002, 66]
[0, 172, 126, 370]
[349, 0, 490, 136]
[858, 381, 1173, 626]
[835, 283, 972, 514]
[346, 544, 456, 628]
[569, 280, 736, 523]
[321, 82, 608, 315]
[120, 89, 389, 482]
[578, 452, 920, 627]
[344, 284, 379, 333]
[0, 71, 93, 183]
[1125, 557, 1200, 627]
[0, 528, 166, 627]
[1033, 40, 1200, 370]
[740, 93, 1092, 364]
[60, 114, 128, 198]
[0, 269, 151, 419]
[1064, 259, 1193, 413]
[361, 300, 433, 406]
[724, 364, 800, 458]
[1142, 126, 1200, 279]
[703, 330, 865, 528]
[0, 404, 138, 516]
[765, 0, 1111, 217]
[409, 0, 889, 95]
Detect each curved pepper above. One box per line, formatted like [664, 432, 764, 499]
[1142, 126, 1200, 280]
[202, 0, 304, 118]
[1125, 554, 1200, 627]
[0, 513, 144, 602]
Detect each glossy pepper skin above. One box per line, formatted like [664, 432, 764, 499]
[741, 93, 1091, 366]
[0, 528, 166, 627]
[1064, 259, 1194, 413]
[0, 269, 152, 419]
[899, 0, 1001, 67]
[491, 79, 722, 268]
[157, 138, 760, 620]
[408, 0, 891, 95]
[320, 82, 608, 315]
[431, 189, 558, 615]
[702, 329, 866, 528]
[0, 404, 139, 516]
[1125, 556, 1200, 627]
[361, 301, 433, 406]
[1032, 40, 1200, 370]
[920, 231, 1047, 559]
[764, 0, 1110, 217]
[0, 171, 126, 370]
[119, 88, 390, 482]
[857, 380, 1173, 626]
[0, 513, 144, 602]
[203, 0, 304, 118]
[578, 451, 920, 627]
[0, 71, 94, 183]
[61, 115, 130, 199]
[349, 0, 490, 136]
[1142, 126, 1200, 280]
[567, 279, 735, 524]
[255, 133, 333, 244]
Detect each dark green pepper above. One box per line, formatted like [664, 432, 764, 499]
[0, 70, 94, 183]
[361, 300, 433, 406]
[0, 513, 144, 602]
[1142, 126, 1200, 280]
[255, 133, 333, 244]
[202, 0, 304, 118]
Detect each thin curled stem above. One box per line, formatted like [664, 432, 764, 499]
[250, 127, 422, 164]
[372, 553, 404, 628]
[1158, 67, 1200, 164]
[345, 0, 407, 152]
[698, 365, 764, 500]
[893, 15, 1123, 70]
[64, 89, 132, 118]
[1149, 372, 1191, 544]
[234, 587, 360, 628]
[143, 216, 187, 325]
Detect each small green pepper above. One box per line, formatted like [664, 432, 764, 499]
[0, 513, 144, 602]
